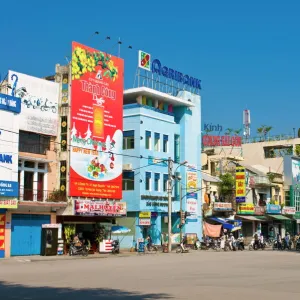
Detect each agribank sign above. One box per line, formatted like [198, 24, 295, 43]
[138, 50, 201, 89]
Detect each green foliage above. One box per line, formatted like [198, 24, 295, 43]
[218, 173, 235, 196]
[295, 145, 300, 156]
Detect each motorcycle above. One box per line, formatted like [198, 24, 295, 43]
[296, 239, 300, 251]
[194, 239, 201, 250]
[233, 240, 244, 251]
[111, 240, 120, 254]
[282, 239, 292, 250]
[176, 238, 189, 253]
[69, 242, 89, 256]
[253, 240, 265, 250]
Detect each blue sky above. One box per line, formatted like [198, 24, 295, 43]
[1, 0, 300, 137]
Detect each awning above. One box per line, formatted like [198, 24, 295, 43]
[268, 214, 291, 221]
[236, 216, 268, 222]
[209, 217, 234, 230]
[202, 173, 221, 183]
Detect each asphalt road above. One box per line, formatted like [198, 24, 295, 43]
[1, 250, 300, 300]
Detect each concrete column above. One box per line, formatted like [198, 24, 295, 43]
[33, 162, 38, 201]
[5, 211, 11, 258]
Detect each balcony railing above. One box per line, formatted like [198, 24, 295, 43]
[253, 175, 271, 186]
[19, 188, 67, 202]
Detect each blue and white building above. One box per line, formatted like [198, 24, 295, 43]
[121, 87, 202, 246]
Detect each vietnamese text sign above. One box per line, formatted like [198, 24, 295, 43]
[139, 212, 151, 218]
[186, 196, 198, 214]
[187, 165, 197, 194]
[266, 204, 281, 214]
[8, 70, 59, 135]
[70, 42, 124, 199]
[254, 206, 265, 216]
[0, 93, 21, 113]
[0, 199, 18, 209]
[213, 202, 232, 211]
[139, 218, 151, 226]
[75, 200, 126, 216]
[0, 109, 19, 197]
[0, 214, 5, 252]
[282, 206, 296, 215]
[236, 166, 246, 203]
[202, 135, 242, 147]
[237, 203, 254, 215]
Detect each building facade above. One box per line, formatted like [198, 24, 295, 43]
[122, 87, 202, 246]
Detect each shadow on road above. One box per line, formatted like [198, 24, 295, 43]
[0, 281, 172, 299]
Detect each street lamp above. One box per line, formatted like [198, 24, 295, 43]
[167, 158, 187, 253]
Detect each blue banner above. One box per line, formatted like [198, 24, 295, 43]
[266, 204, 281, 214]
[0, 181, 18, 197]
[0, 93, 21, 114]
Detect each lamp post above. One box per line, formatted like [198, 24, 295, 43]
[167, 158, 187, 253]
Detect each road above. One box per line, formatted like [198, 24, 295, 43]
[0, 250, 300, 300]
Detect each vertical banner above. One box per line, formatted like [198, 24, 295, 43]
[236, 166, 246, 203]
[0, 214, 5, 257]
[70, 42, 124, 199]
[186, 165, 198, 215]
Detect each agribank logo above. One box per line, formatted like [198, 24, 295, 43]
[138, 51, 151, 71]
[138, 50, 201, 89]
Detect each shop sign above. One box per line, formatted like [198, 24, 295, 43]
[236, 167, 246, 203]
[254, 206, 265, 216]
[42, 224, 61, 229]
[282, 206, 296, 215]
[139, 218, 151, 226]
[138, 51, 201, 89]
[249, 176, 256, 188]
[266, 204, 281, 214]
[0, 93, 21, 114]
[213, 202, 232, 211]
[0, 199, 18, 209]
[202, 135, 242, 147]
[0, 214, 5, 252]
[139, 212, 151, 218]
[237, 203, 254, 215]
[70, 42, 124, 199]
[148, 156, 167, 167]
[8, 71, 59, 135]
[75, 200, 126, 216]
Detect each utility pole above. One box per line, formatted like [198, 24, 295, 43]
[167, 157, 173, 253]
[179, 183, 183, 241]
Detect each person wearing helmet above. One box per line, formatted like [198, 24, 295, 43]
[229, 232, 235, 250]
[238, 233, 245, 250]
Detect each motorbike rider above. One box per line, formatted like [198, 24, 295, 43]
[146, 235, 153, 251]
[253, 232, 259, 248]
[259, 233, 264, 247]
[237, 234, 245, 250]
[276, 233, 282, 249]
[229, 233, 235, 250]
[284, 232, 291, 249]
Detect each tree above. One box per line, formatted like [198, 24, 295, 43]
[218, 173, 235, 197]
[233, 129, 242, 136]
[257, 125, 272, 141]
[225, 128, 233, 136]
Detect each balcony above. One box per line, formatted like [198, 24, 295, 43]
[253, 175, 272, 187]
[19, 189, 67, 203]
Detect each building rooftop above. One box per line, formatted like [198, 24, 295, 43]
[124, 87, 195, 107]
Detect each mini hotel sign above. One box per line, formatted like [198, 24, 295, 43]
[202, 135, 242, 147]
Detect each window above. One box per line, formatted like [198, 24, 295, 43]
[24, 161, 35, 168]
[163, 135, 168, 153]
[145, 131, 151, 150]
[19, 131, 50, 154]
[163, 174, 168, 192]
[123, 130, 135, 150]
[145, 172, 151, 191]
[154, 133, 160, 151]
[38, 163, 45, 169]
[295, 190, 300, 212]
[285, 191, 291, 207]
[154, 173, 160, 191]
[122, 171, 134, 191]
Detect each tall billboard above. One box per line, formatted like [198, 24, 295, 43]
[0, 95, 21, 197]
[236, 166, 246, 203]
[8, 71, 59, 135]
[70, 42, 124, 199]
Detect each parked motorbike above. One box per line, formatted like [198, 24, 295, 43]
[111, 240, 120, 254]
[194, 239, 201, 250]
[69, 242, 89, 256]
[233, 240, 244, 251]
[296, 239, 300, 251]
[176, 238, 189, 253]
[253, 240, 265, 251]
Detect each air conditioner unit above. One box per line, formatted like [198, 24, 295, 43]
[123, 163, 133, 171]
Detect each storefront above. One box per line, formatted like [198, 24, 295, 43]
[57, 200, 127, 253]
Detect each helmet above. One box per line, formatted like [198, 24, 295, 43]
[240, 234, 243, 237]
[230, 233, 233, 236]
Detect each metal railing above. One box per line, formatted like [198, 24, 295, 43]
[19, 188, 67, 202]
[242, 134, 297, 144]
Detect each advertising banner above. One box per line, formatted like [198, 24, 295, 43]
[70, 42, 124, 199]
[186, 195, 198, 214]
[237, 203, 254, 215]
[0, 199, 18, 209]
[75, 200, 126, 216]
[213, 202, 232, 211]
[292, 159, 300, 185]
[266, 204, 281, 214]
[236, 166, 246, 203]
[0, 108, 19, 197]
[254, 206, 265, 216]
[282, 206, 296, 215]
[187, 166, 197, 193]
[8, 71, 59, 135]
[0, 214, 5, 253]
[0, 93, 21, 114]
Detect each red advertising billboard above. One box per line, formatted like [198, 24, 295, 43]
[70, 42, 124, 199]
